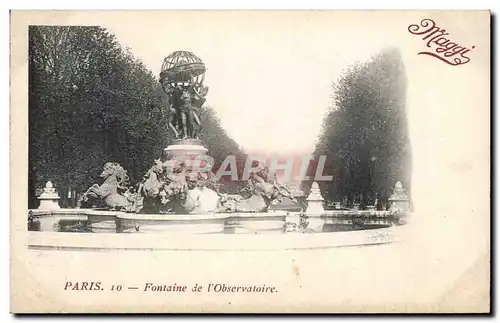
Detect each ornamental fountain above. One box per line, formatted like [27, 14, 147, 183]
[28, 50, 410, 245]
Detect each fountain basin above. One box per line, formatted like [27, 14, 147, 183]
[86, 210, 122, 233]
[322, 210, 396, 229]
[227, 211, 288, 234]
[323, 210, 395, 217]
[117, 213, 229, 234]
[28, 208, 402, 234]
[26, 208, 407, 250]
[26, 226, 402, 251]
[29, 209, 88, 232]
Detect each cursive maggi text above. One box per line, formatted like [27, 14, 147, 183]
[408, 18, 475, 66]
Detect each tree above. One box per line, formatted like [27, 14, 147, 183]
[302, 48, 412, 209]
[198, 106, 248, 193]
[28, 26, 246, 207]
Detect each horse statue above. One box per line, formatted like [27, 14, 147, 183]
[141, 158, 164, 197]
[78, 162, 143, 212]
[217, 167, 298, 213]
[139, 159, 219, 214]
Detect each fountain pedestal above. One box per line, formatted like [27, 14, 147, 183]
[164, 139, 208, 158]
[162, 139, 209, 175]
[37, 181, 61, 210]
[305, 182, 325, 232]
[388, 181, 410, 225]
[388, 181, 410, 212]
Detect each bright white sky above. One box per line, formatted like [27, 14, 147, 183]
[102, 12, 406, 156]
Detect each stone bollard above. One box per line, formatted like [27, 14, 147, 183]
[305, 182, 325, 232]
[37, 181, 61, 210]
[388, 181, 410, 213]
[388, 181, 410, 225]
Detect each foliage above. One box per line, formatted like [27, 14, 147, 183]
[28, 26, 246, 208]
[301, 48, 412, 208]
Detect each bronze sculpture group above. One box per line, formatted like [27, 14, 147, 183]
[78, 160, 297, 214]
[78, 51, 298, 214]
[78, 162, 143, 212]
[159, 50, 209, 140]
[162, 82, 208, 139]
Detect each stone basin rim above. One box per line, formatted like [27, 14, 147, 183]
[118, 213, 230, 221]
[30, 209, 399, 217]
[26, 226, 401, 251]
[30, 208, 292, 219]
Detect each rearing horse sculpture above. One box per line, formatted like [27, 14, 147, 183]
[217, 169, 298, 213]
[78, 162, 142, 212]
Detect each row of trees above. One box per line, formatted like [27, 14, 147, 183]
[301, 48, 412, 209]
[28, 26, 246, 208]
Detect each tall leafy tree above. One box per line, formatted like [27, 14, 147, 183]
[198, 106, 247, 192]
[302, 48, 411, 209]
[28, 26, 245, 208]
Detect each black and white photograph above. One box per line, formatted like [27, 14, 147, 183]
[10, 10, 490, 313]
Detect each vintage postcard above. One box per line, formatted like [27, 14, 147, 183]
[10, 10, 490, 313]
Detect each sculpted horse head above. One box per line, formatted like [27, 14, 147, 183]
[144, 159, 163, 177]
[80, 162, 134, 211]
[142, 159, 164, 197]
[270, 183, 298, 205]
[99, 162, 129, 192]
[217, 176, 298, 213]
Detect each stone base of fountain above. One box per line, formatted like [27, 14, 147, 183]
[29, 207, 407, 236]
[81, 210, 121, 233]
[117, 213, 228, 234]
[163, 139, 208, 160]
[26, 224, 402, 251]
[228, 211, 288, 234]
[26, 208, 408, 251]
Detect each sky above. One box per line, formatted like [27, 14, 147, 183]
[101, 11, 400, 156]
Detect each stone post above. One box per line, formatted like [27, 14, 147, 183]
[388, 181, 410, 212]
[305, 182, 325, 232]
[37, 181, 61, 210]
[388, 181, 410, 225]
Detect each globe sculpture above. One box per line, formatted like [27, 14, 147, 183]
[159, 51, 209, 140]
